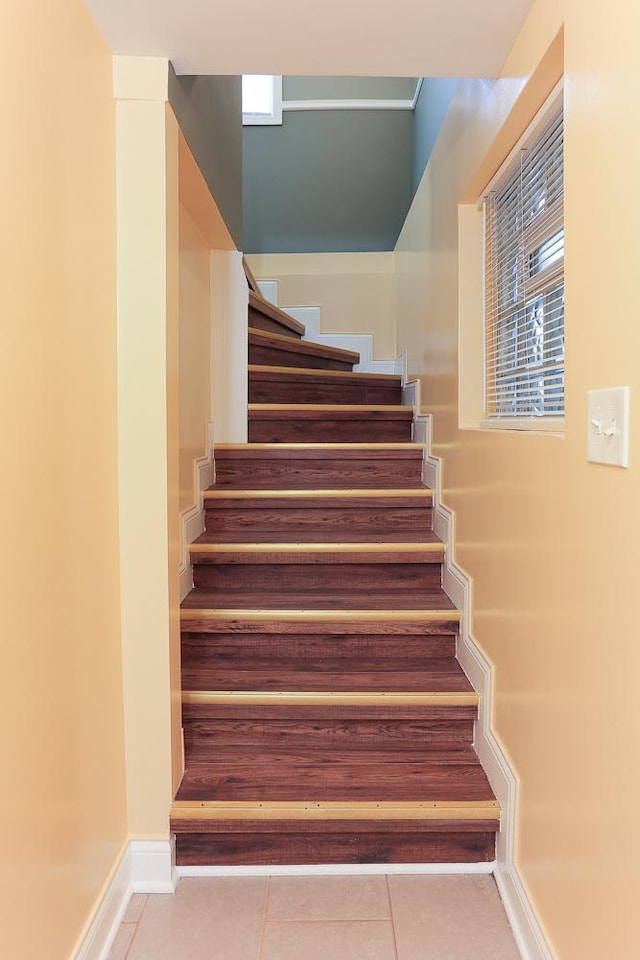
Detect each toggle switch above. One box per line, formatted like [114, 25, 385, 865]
[587, 387, 630, 467]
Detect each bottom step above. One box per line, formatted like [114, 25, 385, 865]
[171, 801, 500, 866]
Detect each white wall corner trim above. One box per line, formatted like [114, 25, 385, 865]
[179, 423, 215, 601]
[131, 837, 178, 893]
[403, 384, 552, 960]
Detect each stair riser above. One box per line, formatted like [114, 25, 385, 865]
[204, 506, 433, 540]
[182, 719, 475, 755]
[249, 381, 401, 404]
[174, 829, 496, 866]
[248, 308, 303, 340]
[249, 344, 354, 371]
[214, 457, 424, 487]
[192, 562, 442, 593]
[248, 420, 413, 443]
[181, 633, 455, 660]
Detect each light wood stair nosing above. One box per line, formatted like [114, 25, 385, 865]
[203, 488, 433, 500]
[171, 799, 500, 822]
[249, 326, 360, 361]
[249, 363, 402, 383]
[182, 690, 478, 707]
[180, 609, 460, 623]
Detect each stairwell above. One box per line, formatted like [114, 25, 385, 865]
[170, 271, 499, 866]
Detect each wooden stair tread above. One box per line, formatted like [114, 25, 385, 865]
[248, 292, 305, 338]
[249, 327, 359, 363]
[203, 486, 431, 498]
[249, 404, 413, 418]
[181, 659, 473, 693]
[249, 364, 401, 384]
[175, 751, 495, 802]
[195, 530, 438, 548]
[190, 538, 443, 562]
[181, 588, 457, 611]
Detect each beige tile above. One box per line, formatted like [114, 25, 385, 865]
[122, 893, 148, 923]
[262, 920, 396, 960]
[268, 875, 391, 921]
[389, 875, 520, 960]
[126, 877, 267, 960]
[107, 923, 136, 960]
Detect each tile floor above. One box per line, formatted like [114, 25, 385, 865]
[108, 874, 521, 959]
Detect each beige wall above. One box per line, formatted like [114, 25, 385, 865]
[396, 2, 640, 956]
[247, 253, 397, 359]
[179, 205, 211, 513]
[0, 1, 128, 957]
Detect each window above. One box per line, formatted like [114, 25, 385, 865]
[482, 97, 564, 427]
[242, 75, 282, 125]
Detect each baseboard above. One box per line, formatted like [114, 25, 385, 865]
[179, 424, 215, 601]
[71, 842, 132, 960]
[72, 838, 177, 960]
[131, 837, 178, 893]
[178, 861, 495, 878]
[403, 381, 552, 960]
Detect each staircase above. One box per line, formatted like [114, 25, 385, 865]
[171, 275, 499, 866]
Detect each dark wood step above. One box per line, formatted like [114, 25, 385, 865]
[189, 542, 444, 594]
[179, 610, 461, 635]
[181, 630, 456, 664]
[172, 820, 498, 867]
[249, 328, 359, 371]
[175, 749, 495, 802]
[203, 488, 433, 541]
[248, 404, 413, 443]
[248, 365, 402, 404]
[181, 712, 475, 756]
[248, 292, 305, 339]
[181, 657, 472, 694]
[181, 587, 457, 612]
[213, 443, 425, 488]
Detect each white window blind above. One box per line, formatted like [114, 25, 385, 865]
[483, 104, 564, 424]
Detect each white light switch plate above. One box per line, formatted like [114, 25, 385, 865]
[587, 386, 630, 467]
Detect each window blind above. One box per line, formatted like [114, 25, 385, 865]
[483, 106, 564, 422]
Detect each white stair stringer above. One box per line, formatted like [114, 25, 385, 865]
[254, 279, 405, 378]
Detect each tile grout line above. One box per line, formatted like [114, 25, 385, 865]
[257, 875, 271, 960]
[385, 875, 400, 960]
[122, 894, 148, 960]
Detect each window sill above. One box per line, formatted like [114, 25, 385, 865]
[481, 417, 564, 435]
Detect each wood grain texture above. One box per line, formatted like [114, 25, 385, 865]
[248, 292, 305, 339]
[173, 828, 497, 865]
[180, 631, 457, 660]
[248, 365, 402, 405]
[249, 328, 358, 370]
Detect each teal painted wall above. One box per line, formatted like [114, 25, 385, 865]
[169, 67, 243, 248]
[243, 77, 415, 254]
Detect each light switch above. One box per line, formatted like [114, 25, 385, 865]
[587, 387, 630, 467]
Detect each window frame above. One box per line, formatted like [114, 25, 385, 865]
[242, 75, 283, 126]
[480, 83, 565, 433]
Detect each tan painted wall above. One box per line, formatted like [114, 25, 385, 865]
[395, 1, 640, 956]
[179, 205, 211, 513]
[0, 2, 127, 957]
[246, 253, 397, 359]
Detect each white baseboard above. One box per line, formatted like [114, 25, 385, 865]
[179, 424, 215, 601]
[72, 843, 132, 960]
[131, 837, 178, 893]
[178, 861, 495, 878]
[403, 386, 551, 960]
[72, 838, 177, 960]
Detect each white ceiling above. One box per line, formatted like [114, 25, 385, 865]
[84, 0, 534, 78]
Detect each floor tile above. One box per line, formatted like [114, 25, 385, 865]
[122, 894, 148, 923]
[389, 875, 520, 960]
[107, 922, 136, 960]
[261, 920, 396, 960]
[125, 877, 267, 960]
[268, 875, 390, 921]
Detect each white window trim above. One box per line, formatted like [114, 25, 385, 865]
[242, 75, 283, 126]
[479, 81, 565, 432]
